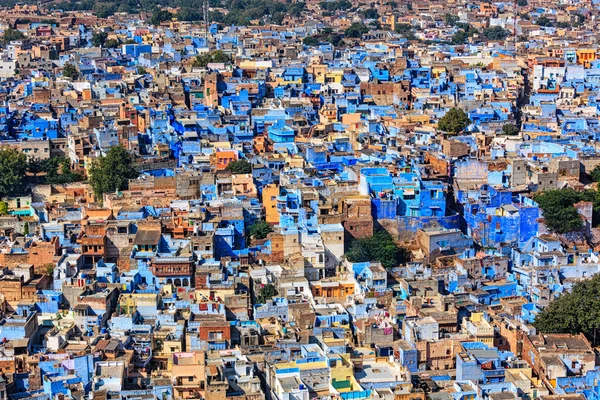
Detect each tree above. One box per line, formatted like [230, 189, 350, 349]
[437, 108, 471, 135]
[2, 27, 24, 44]
[210, 10, 225, 22]
[62, 63, 79, 80]
[445, 14, 459, 26]
[362, 8, 378, 19]
[303, 36, 319, 46]
[29, 156, 81, 184]
[257, 283, 278, 304]
[92, 32, 108, 47]
[248, 221, 273, 240]
[451, 23, 478, 44]
[105, 38, 120, 48]
[23, 222, 29, 235]
[151, 9, 173, 25]
[369, 20, 382, 30]
[0, 201, 7, 215]
[517, 0, 527, 5]
[93, 2, 117, 18]
[395, 23, 416, 40]
[89, 145, 139, 199]
[45, 157, 82, 185]
[210, 50, 230, 63]
[451, 30, 469, 44]
[319, 0, 351, 12]
[536, 15, 553, 27]
[590, 165, 600, 183]
[137, 66, 147, 74]
[306, 28, 345, 46]
[534, 273, 600, 345]
[344, 22, 368, 38]
[534, 189, 585, 233]
[177, 7, 203, 21]
[225, 159, 252, 174]
[502, 124, 519, 136]
[346, 230, 409, 269]
[27, 158, 44, 175]
[482, 26, 509, 41]
[0, 149, 27, 197]
[192, 50, 231, 68]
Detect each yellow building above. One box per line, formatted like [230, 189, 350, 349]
[461, 312, 494, 346]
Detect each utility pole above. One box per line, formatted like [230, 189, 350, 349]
[513, 0, 518, 51]
[204, 0, 209, 47]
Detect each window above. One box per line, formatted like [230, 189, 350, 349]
[209, 331, 223, 340]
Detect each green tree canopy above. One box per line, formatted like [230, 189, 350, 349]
[89, 146, 139, 199]
[319, 0, 351, 12]
[451, 30, 469, 44]
[28, 156, 81, 184]
[395, 23, 416, 40]
[438, 108, 471, 134]
[62, 63, 80, 80]
[105, 38, 120, 48]
[590, 165, 600, 183]
[248, 221, 273, 240]
[534, 189, 592, 233]
[362, 8, 378, 19]
[0, 148, 27, 197]
[177, 7, 203, 21]
[192, 50, 232, 68]
[303, 36, 319, 46]
[482, 26, 510, 41]
[451, 23, 478, 44]
[93, 2, 117, 18]
[346, 230, 409, 269]
[92, 32, 108, 47]
[2, 27, 25, 44]
[45, 157, 82, 185]
[445, 14, 459, 26]
[151, 9, 173, 25]
[304, 29, 343, 46]
[225, 159, 252, 174]
[257, 283, 278, 304]
[345, 22, 369, 38]
[502, 123, 519, 136]
[534, 272, 600, 345]
[536, 15, 553, 27]
[0, 201, 8, 215]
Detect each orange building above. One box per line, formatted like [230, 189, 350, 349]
[214, 150, 239, 170]
[262, 184, 280, 225]
[576, 48, 597, 68]
[311, 280, 355, 298]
